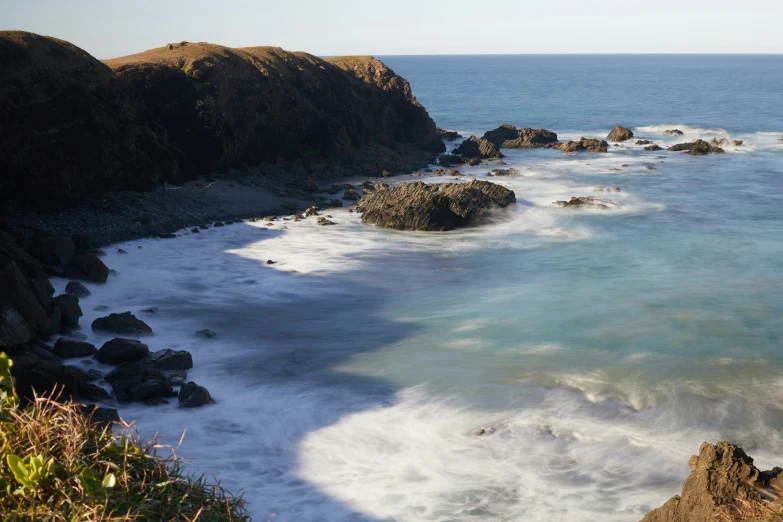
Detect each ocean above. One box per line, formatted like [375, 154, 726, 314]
[51, 55, 783, 521]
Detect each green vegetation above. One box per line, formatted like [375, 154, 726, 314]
[0, 352, 249, 521]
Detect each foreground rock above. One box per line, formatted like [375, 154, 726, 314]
[554, 138, 608, 153]
[607, 125, 634, 142]
[92, 312, 152, 335]
[452, 136, 504, 159]
[481, 125, 559, 149]
[668, 139, 725, 155]
[641, 441, 783, 522]
[356, 179, 516, 231]
[178, 382, 215, 408]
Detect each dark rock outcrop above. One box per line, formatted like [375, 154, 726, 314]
[554, 138, 608, 153]
[437, 128, 462, 141]
[65, 281, 90, 297]
[95, 338, 150, 364]
[452, 136, 503, 159]
[144, 348, 193, 371]
[91, 312, 152, 335]
[178, 381, 215, 408]
[52, 294, 81, 328]
[438, 154, 465, 167]
[105, 43, 443, 177]
[732, 140, 743, 146]
[0, 31, 183, 208]
[668, 139, 725, 155]
[356, 179, 516, 231]
[664, 129, 684, 136]
[636, 140, 653, 145]
[68, 253, 109, 283]
[482, 125, 559, 149]
[53, 338, 96, 358]
[641, 441, 782, 522]
[645, 144, 664, 151]
[607, 126, 634, 142]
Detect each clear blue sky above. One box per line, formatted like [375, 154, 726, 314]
[1, 0, 781, 59]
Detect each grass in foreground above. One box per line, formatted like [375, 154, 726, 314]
[0, 353, 249, 521]
[718, 492, 783, 522]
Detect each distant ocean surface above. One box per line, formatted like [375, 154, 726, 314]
[55, 55, 783, 521]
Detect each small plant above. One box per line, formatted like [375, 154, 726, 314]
[0, 351, 249, 521]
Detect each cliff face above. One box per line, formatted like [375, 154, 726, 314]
[104, 42, 444, 176]
[0, 33, 443, 207]
[0, 31, 183, 207]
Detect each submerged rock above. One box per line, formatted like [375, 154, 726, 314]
[636, 140, 653, 145]
[452, 136, 503, 159]
[732, 140, 743, 146]
[356, 179, 516, 231]
[668, 139, 725, 155]
[607, 125, 634, 142]
[489, 168, 520, 176]
[663, 129, 684, 136]
[179, 381, 215, 408]
[710, 138, 729, 147]
[641, 441, 782, 522]
[554, 196, 615, 209]
[554, 138, 608, 153]
[92, 311, 152, 335]
[644, 144, 664, 151]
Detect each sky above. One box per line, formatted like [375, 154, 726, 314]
[1, 0, 781, 59]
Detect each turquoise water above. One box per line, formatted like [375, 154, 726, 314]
[56, 56, 783, 521]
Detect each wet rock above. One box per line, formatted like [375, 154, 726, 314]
[77, 381, 111, 401]
[448, 169, 461, 176]
[53, 338, 96, 358]
[213, 222, 224, 227]
[465, 157, 481, 166]
[25, 236, 76, 266]
[164, 370, 187, 386]
[178, 381, 215, 408]
[85, 368, 104, 381]
[65, 281, 90, 297]
[452, 136, 503, 159]
[710, 138, 729, 147]
[437, 128, 462, 141]
[76, 405, 120, 427]
[92, 312, 152, 335]
[554, 138, 608, 153]
[263, 216, 277, 221]
[342, 189, 360, 201]
[438, 154, 465, 167]
[199, 224, 209, 230]
[554, 196, 614, 209]
[95, 338, 150, 364]
[145, 348, 193, 371]
[668, 139, 725, 155]
[105, 361, 175, 403]
[594, 186, 621, 193]
[52, 294, 82, 327]
[663, 129, 684, 136]
[636, 140, 653, 145]
[330, 199, 343, 208]
[317, 217, 337, 226]
[644, 144, 664, 151]
[356, 179, 516, 231]
[489, 168, 520, 176]
[732, 140, 743, 146]
[302, 206, 320, 217]
[641, 441, 782, 522]
[191, 228, 200, 233]
[196, 329, 217, 339]
[69, 253, 109, 283]
[326, 184, 342, 194]
[266, 260, 276, 265]
[607, 125, 634, 142]
[482, 125, 559, 149]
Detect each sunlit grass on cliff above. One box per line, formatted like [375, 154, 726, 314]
[0, 353, 249, 521]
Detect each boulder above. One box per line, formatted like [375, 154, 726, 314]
[489, 168, 520, 176]
[52, 294, 82, 327]
[92, 312, 152, 335]
[95, 338, 150, 364]
[356, 179, 516, 231]
[644, 144, 664, 151]
[105, 361, 175, 403]
[342, 189, 360, 201]
[8, 344, 96, 402]
[69, 253, 110, 283]
[484, 126, 559, 149]
[636, 140, 653, 145]
[710, 138, 729, 147]
[554, 196, 615, 210]
[53, 338, 96, 358]
[65, 281, 91, 297]
[330, 199, 343, 208]
[438, 154, 465, 167]
[641, 441, 782, 522]
[85, 368, 104, 381]
[554, 138, 608, 153]
[668, 139, 725, 155]
[663, 129, 684, 136]
[317, 217, 337, 226]
[145, 348, 193, 371]
[76, 405, 120, 427]
[732, 140, 743, 146]
[178, 382, 215, 408]
[25, 236, 76, 266]
[196, 329, 217, 339]
[607, 125, 634, 142]
[452, 136, 503, 159]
